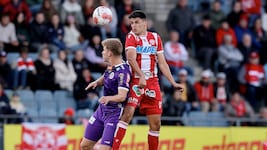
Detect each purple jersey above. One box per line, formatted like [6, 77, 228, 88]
[103, 63, 131, 107]
[84, 62, 131, 147]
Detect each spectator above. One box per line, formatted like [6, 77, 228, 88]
[54, 50, 77, 92]
[48, 13, 65, 50]
[250, 17, 266, 50]
[13, 47, 36, 90]
[117, 14, 131, 46]
[81, 0, 95, 20]
[225, 91, 254, 122]
[0, 0, 10, 10]
[40, 0, 58, 22]
[238, 33, 256, 64]
[216, 19, 237, 47]
[238, 52, 264, 111]
[73, 68, 98, 110]
[227, 1, 243, 28]
[262, 5, 267, 33]
[176, 69, 199, 112]
[194, 70, 215, 112]
[58, 107, 75, 125]
[255, 107, 267, 126]
[9, 92, 27, 123]
[263, 60, 267, 105]
[163, 88, 187, 125]
[99, 0, 118, 39]
[26, 0, 42, 15]
[0, 83, 16, 123]
[3, 0, 32, 24]
[72, 49, 93, 79]
[240, 0, 261, 25]
[14, 12, 30, 47]
[84, 35, 106, 73]
[34, 47, 58, 90]
[193, 14, 217, 70]
[0, 51, 12, 88]
[29, 11, 57, 52]
[208, 0, 225, 30]
[240, 0, 261, 15]
[234, 13, 259, 48]
[166, 0, 195, 45]
[60, 0, 84, 25]
[0, 13, 19, 52]
[218, 34, 243, 91]
[164, 31, 191, 76]
[214, 72, 230, 111]
[80, 16, 101, 43]
[63, 15, 88, 52]
[115, 0, 139, 28]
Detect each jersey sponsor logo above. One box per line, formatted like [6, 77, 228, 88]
[128, 97, 138, 104]
[109, 72, 114, 79]
[132, 85, 144, 97]
[144, 72, 152, 79]
[145, 89, 156, 98]
[88, 116, 96, 124]
[149, 39, 155, 45]
[136, 46, 157, 54]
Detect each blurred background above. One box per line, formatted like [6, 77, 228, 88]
[0, 0, 267, 149]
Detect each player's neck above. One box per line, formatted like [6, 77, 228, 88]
[110, 57, 123, 67]
[136, 31, 147, 36]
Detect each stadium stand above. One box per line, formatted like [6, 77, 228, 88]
[53, 90, 76, 115]
[35, 90, 58, 123]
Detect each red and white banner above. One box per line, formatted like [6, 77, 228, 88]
[21, 123, 67, 150]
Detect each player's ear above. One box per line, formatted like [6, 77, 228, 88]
[108, 51, 112, 57]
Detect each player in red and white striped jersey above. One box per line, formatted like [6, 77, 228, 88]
[112, 10, 184, 150]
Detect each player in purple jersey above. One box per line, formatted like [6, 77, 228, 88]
[80, 38, 131, 150]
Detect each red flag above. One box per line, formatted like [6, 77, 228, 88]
[21, 123, 67, 150]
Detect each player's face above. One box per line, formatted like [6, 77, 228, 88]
[130, 18, 147, 35]
[102, 46, 111, 63]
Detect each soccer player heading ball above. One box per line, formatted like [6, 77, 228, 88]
[80, 38, 131, 150]
[112, 10, 184, 150]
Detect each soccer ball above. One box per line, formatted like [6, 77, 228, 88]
[92, 6, 112, 25]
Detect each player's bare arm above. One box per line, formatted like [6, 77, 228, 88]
[99, 88, 129, 105]
[85, 75, 104, 90]
[157, 52, 184, 90]
[126, 48, 146, 88]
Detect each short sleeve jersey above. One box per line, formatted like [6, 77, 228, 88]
[125, 31, 163, 78]
[103, 63, 131, 107]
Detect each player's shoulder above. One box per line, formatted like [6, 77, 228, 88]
[114, 62, 131, 74]
[147, 31, 159, 36]
[126, 31, 136, 39]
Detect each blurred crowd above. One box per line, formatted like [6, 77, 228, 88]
[0, 0, 266, 126]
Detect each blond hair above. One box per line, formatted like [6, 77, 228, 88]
[101, 38, 123, 56]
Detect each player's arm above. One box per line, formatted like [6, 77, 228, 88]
[100, 88, 129, 103]
[157, 52, 184, 90]
[99, 72, 130, 104]
[126, 48, 146, 87]
[85, 75, 104, 90]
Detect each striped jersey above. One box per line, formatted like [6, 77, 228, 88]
[125, 31, 163, 79]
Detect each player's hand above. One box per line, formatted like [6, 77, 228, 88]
[172, 83, 184, 93]
[138, 75, 147, 88]
[85, 81, 97, 90]
[98, 96, 109, 105]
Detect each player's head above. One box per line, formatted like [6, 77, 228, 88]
[101, 38, 123, 62]
[129, 10, 147, 35]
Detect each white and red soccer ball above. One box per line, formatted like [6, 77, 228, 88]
[92, 6, 113, 25]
